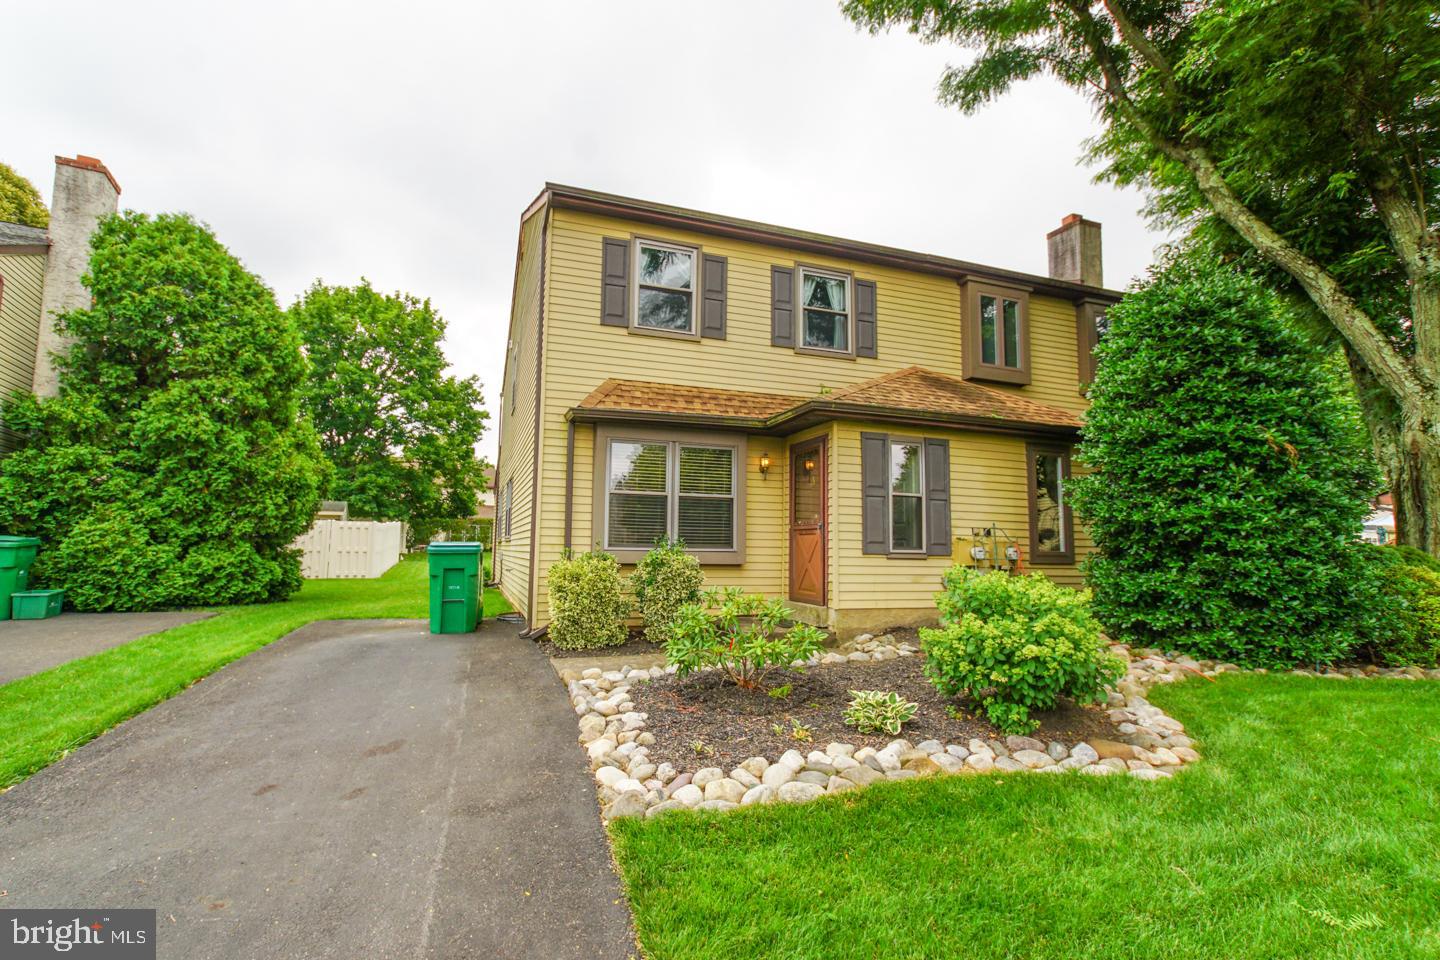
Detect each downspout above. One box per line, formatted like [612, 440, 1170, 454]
[564, 418, 575, 552]
[524, 206, 550, 626]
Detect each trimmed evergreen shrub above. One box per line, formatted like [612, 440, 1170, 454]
[1068, 258, 1381, 667]
[0, 212, 325, 610]
[1356, 545, 1440, 668]
[630, 538, 704, 643]
[920, 567, 1123, 735]
[548, 551, 630, 650]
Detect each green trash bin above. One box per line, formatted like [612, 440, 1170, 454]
[427, 542, 483, 634]
[0, 535, 42, 623]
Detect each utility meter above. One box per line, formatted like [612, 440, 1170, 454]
[1004, 545, 1021, 562]
[970, 545, 988, 561]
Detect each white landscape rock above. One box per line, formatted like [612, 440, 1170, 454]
[777, 781, 826, 803]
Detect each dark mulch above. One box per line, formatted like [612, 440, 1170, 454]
[627, 651, 1120, 771]
[538, 630, 664, 661]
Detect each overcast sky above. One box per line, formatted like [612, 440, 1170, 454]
[7, 0, 1170, 461]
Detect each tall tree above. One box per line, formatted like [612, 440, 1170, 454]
[842, 0, 1440, 552]
[0, 212, 325, 610]
[0, 163, 48, 228]
[290, 281, 488, 522]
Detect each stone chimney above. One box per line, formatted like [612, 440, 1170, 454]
[1047, 213, 1103, 288]
[32, 155, 121, 396]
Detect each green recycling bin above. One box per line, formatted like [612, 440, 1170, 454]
[428, 542, 483, 634]
[0, 536, 42, 623]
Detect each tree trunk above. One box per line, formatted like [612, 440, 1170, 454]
[1347, 349, 1440, 553]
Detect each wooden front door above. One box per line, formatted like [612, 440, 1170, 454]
[789, 438, 827, 606]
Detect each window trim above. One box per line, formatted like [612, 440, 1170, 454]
[887, 435, 926, 554]
[630, 237, 700, 340]
[1026, 443, 1074, 564]
[961, 279, 1032, 386]
[592, 424, 747, 565]
[794, 263, 856, 359]
[1075, 298, 1108, 392]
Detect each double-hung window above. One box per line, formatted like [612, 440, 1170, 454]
[598, 427, 746, 563]
[633, 239, 697, 335]
[962, 281, 1031, 385]
[888, 439, 924, 552]
[799, 267, 851, 354]
[1026, 444, 1073, 563]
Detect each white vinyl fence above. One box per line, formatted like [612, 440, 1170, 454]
[293, 520, 404, 579]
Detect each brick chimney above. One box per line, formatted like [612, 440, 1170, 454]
[32, 155, 121, 397]
[1047, 213, 1103, 288]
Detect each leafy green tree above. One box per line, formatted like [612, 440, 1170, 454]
[0, 212, 326, 610]
[0, 163, 48, 228]
[1067, 256, 1381, 666]
[842, 0, 1440, 552]
[289, 281, 488, 522]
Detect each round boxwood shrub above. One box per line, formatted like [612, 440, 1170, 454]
[629, 538, 704, 643]
[1068, 257, 1381, 667]
[547, 550, 630, 650]
[919, 567, 1124, 735]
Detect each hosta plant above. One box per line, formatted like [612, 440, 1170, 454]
[629, 538, 704, 643]
[921, 567, 1124, 735]
[665, 587, 826, 689]
[843, 690, 918, 736]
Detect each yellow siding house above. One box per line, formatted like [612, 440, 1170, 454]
[494, 186, 1117, 638]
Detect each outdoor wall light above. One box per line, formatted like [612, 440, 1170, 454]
[803, 457, 816, 473]
[759, 453, 771, 477]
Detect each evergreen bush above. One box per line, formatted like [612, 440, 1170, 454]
[0, 212, 325, 610]
[1068, 258, 1381, 667]
[547, 551, 630, 650]
[630, 538, 704, 643]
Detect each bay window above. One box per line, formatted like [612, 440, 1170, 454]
[962, 280, 1031, 385]
[596, 426, 746, 563]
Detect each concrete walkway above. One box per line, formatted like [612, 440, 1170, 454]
[0, 610, 214, 684]
[0, 619, 637, 960]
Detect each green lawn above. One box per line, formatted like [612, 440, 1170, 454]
[0, 555, 510, 789]
[611, 674, 1440, 959]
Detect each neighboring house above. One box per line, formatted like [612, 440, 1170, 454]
[0, 154, 121, 452]
[494, 185, 1118, 637]
[476, 465, 496, 521]
[1363, 493, 1396, 545]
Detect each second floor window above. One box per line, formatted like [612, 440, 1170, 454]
[980, 293, 1022, 369]
[962, 280, 1031, 385]
[800, 267, 851, 353]
[634, 240, 697, 334]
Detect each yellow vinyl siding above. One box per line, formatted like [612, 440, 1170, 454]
[830, 422, 1089, 618]
[522, 205, 1093, 629]
[0, 252, 46, 451]
[493, 207, 548, 617]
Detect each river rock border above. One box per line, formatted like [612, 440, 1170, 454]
[564, 637, 1432, 821]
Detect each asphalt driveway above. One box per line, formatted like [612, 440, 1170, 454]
[0, 619, 636, 959]
[0, 610, 214, 684]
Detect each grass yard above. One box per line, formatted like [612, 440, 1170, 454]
[0, 555, 510, 789]
[611, 673, 1440, 959]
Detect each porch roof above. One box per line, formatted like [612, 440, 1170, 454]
[570, 366, 1083, 440]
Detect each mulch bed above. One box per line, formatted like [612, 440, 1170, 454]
[627, 648, 1121, 771]
[538, 630, 664, 661]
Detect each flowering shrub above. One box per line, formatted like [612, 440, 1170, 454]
[843, 690, 918, 735]
[547, 551, 630, 650]
[665, 587, 826, 689]
[629, 538, 704, 643]
[921, 567, 1124, 735]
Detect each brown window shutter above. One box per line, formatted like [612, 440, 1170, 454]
[771, 266, 794, 347]
[600, 237, 629, 327]
[923, 438, 951, 556]
[861, 432, 889, 554]
[855, 279, 878, 358]
[701, 254, 727, 339]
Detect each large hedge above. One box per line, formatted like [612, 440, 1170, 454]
[1068, 258, 1380, 667]
[0, 212, 326, 610]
